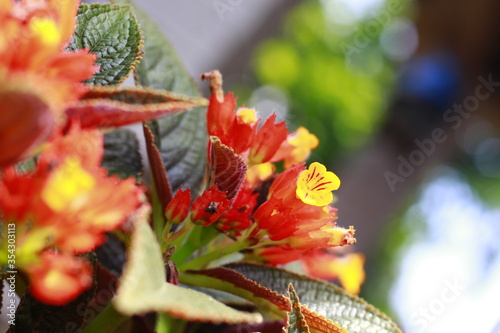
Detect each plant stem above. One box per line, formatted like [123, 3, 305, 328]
[151, 182, 166, 241]
[81, 304, 127, 333]
[178, 238, 253, 271]
[156, 312, 186, 333]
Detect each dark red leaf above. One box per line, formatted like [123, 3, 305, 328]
[208, 136, 247, 199]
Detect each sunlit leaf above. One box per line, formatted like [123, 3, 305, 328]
[113, 0, 208, 195]
[68, 4, 143, 85]
[208, 136, 247, 199]
[113, 212, 262, 325]
[226, 263, 402, 333]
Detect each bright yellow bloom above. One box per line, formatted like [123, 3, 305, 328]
[236, 107, 258, 124]
[296, 162, 340, 206]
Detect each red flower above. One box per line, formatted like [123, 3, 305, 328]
[206, 92, 288, 164]
[27, 251, 93, 305]
[165, 186, 191, 224]
[191, 185, 231, 226]
[251, 246, 303, 266]
[206, 92, 237, 144]
[254, 163, 355, 250]
[247, 114, 288, 165]
[216, 188, 258, 235]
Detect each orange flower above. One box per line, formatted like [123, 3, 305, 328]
[27, 251, 93, 305]
[206, 92, 288, 164]
[251, 246, 303, 266]
[251, 247, 365, 294]
[0, 126, 145, 253]
[0, 0, 98, 167]
[272, 126, 319, 169]
[302, 251, 366, 294]
[247, 114, 288, 165]
[254, 163, 354, 250]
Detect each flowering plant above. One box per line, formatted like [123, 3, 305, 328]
[0, 1, 402, 332]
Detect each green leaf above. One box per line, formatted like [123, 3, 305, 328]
[113, 211, 262, 325]
[68, 4, 143, 85]
[113, 0, 208, 195]
[226, 263, 402, 333]
[101, 129, 143, 180]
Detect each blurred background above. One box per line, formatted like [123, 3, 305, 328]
[99, 0, 500, 331]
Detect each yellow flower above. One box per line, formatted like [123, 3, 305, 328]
[296, 162, 340, 206]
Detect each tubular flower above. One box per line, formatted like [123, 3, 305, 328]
[254, 163, 354, 250]
[0, 0, 98, 167]
[191, 185, 232, 226]
[272, 126, 319, 169]
[216, 188, 258, 236]
[302, 251, 366, 295]
[165, 186, 191, 224]
[0, 126, 144, 291]
[247, 114, 288, 165]
[26, 251, 93, 305]
[206, 92, 288, 164]
[250, 246, 303, 266]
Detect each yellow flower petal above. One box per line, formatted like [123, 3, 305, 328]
[236, 107, 258, 124]
[296, 162, 340, 206]
[42, 157, 95, 212]
[30, 17, 61, 46]
[329, 253, 366, 295]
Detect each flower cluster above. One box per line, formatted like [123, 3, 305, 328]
[0, 0, 98, 168]
[0, 0, 146, 306]
[162, 72, 362, 292]
[0, 125, 145, 304]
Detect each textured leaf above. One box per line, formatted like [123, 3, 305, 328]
[180, 267, 291, 320]
[101, 129, 143, 179]
[65, 86, 207, 129]
[182, 268, 347, 333]
[113, 211, 262, 325]
[208, 137, 247, 199]
[143, 124, 172, 213]
[113, 0, 208, 195]
[285, 284, 311, 333]
[68, 4, 143, 85]
[226, 263, 402, 333]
